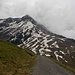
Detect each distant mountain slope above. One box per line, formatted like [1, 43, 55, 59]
[0, 40, 35, 75]
[0, 15, 75, 70]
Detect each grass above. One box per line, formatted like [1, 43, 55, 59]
[49, 57, 75, 75]
[0, 40, 36, 75]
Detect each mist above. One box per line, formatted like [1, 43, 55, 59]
[0, 0, 75, 39]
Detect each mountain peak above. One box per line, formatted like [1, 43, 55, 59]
[24, 14, 31, 17]
[22, 14, 36, 24]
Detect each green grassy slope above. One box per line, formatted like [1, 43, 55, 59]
[0, 40, 35, 75]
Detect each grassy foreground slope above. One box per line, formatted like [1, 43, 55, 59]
[0, 40, 35, 75]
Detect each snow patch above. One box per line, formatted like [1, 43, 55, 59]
[0, 20, 5, 23]
[52, 41, 57, 45]
[52, 36, 55, 38]
[45, 54, 51, 57]
[41, 37, 49, 47]
[49, 39, 54, 42]
[17, 44, 22, 47]
[26, 44, 30, 47]
[54, 51, 59, 61]
[55, 44, 59, 48]
[39, 48, 44, 55]
[46, 35, 50, 37]
[22, 21, 33, 33]
[45, 49, 52, 52]
[31, 40, 39, 48]
[71, 46, 74, 49]
[60, 51, 65, 55]
[11, 36, 17, 41]
[65, 60, 68, 63]
[72, 56, 74, 59]
[38, 30, 43, 34]
[52, 41, 59, 48]
[59, 56, 63, 59]
[54, 51, 64, 61]
[32, 48, 37, 54]
[50, 45, 53, 48]
[33, 33, 42, 37]
[60, 38, 65, 41]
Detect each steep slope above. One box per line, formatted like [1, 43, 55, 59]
[0, 15, 75, 71]
[0, 40, 35, 75]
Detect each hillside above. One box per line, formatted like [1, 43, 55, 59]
[0, 40, 35, 75]
[0, 15, 75, 74]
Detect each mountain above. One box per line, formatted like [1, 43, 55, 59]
[0, 15, 75, 71]
[0, 40, 35, 75]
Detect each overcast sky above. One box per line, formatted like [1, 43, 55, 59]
[0, 0, 75, 39]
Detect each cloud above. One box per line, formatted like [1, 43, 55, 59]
[0, 0, 75, 39]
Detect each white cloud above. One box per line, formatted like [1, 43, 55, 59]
[0, 0, 75, 39]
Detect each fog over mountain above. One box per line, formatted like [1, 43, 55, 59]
[0, 0, 75, 39]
